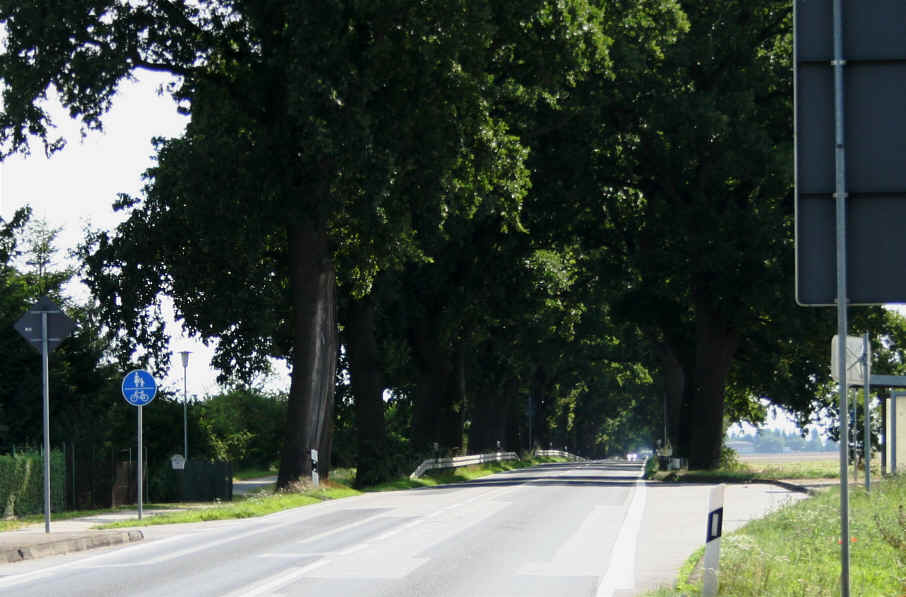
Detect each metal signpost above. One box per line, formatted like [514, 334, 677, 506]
[795, 3, 906, 595]
[122, 370, 157, 520]
[863, 333, 871, 491]
[180, 351, 190, 461]
[13, 296, 75, 534]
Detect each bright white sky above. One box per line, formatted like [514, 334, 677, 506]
[0, 72, 290, 399]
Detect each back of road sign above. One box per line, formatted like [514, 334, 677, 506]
[795, 0, 906, 305]
[13, 295, 75, 353]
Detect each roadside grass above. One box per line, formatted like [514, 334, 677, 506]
[0, 503, 204, 532]
[98, 483, 361, 529]
[643, 475, 906, 596]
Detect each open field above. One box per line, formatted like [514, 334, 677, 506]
[739, 451, 881, 479]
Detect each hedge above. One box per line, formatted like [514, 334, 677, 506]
[0, 450, 65, 518]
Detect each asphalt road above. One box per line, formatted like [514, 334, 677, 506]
[0, 461, 804, 597]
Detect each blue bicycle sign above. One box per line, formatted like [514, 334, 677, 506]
[122, 370, 157, 406]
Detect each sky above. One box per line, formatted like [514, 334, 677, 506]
[0, 72, 290, 399]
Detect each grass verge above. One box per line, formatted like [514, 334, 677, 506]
[643, 475, 906, 596]
[72, 456, 562, 530]
[99, 484, 361, 529]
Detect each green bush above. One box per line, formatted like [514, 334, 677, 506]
[0, 450, 64, 517]
[644, 456, 659, 479]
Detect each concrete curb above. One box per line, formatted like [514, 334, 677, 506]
[0, 530, 143, 563]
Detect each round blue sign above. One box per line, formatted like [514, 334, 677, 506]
[122, 369, 157, 406]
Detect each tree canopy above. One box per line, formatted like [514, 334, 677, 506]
[3, 0, 905, 483]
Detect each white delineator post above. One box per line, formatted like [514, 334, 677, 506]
[311, 449, 319, 488]
[702, 484, 725, 597]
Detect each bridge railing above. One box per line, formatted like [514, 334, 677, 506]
[409, 449, 586, 479]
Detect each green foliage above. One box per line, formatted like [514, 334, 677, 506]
[197, 389, 286, 468]
[719, 446, 744, 471]
[644, 456, 659, 479]
[0, 450, 64, 517]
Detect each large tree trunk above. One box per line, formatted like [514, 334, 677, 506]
[346, 294, 389, 488]
[278, 218, 337, 488]
[531, 365, 551, 450]
[468, 376, 514, 454]
[688, 297, 740, 470]
[410, 316, 464, 454]
[658, 341, 686, 455]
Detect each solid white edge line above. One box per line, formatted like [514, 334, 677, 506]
[596, 466, 647, 597]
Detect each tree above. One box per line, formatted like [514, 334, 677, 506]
[0, 2, 604, 486]
[522, 0, 805, 468]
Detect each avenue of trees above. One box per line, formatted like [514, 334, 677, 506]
[3, 0, 906, 488]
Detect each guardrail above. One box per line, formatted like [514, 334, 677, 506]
[534, 449, 586, 462]
[409, 449, 587, 479]
[409, 451, 519, 479]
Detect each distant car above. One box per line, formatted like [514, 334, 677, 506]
[626, 452, 638, 461]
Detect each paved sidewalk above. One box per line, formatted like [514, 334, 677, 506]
[0, 510, 151, 563]
[0, 475, 280, 564]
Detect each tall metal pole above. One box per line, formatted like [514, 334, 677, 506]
[864, 333, 871, 491]
[180, 351, 190, 461]
[41, 311, 50, 534]
[833, 0, 850, 591]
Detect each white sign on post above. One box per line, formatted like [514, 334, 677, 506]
[702, 484, 725, 597]
[831, 335, 866, 385]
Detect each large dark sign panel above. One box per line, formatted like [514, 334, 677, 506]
[795, 0, 906, 305]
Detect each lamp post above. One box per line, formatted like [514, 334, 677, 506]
[180, 351, 190, 461]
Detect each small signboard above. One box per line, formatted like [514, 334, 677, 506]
[13, 295, 75, 353]
[170, 454, 186, 470]
[831, 335, 866, 385]
[122, 370, 157, 406]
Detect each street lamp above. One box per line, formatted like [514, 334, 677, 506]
[180, 351, 191, 461]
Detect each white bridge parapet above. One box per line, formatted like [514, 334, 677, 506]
[409, 449, 584, 479]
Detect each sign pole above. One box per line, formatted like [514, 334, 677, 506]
[138, 405, 143, 520]
[12, 296, 76, 535]
[864, 333, 871, 491]
[121, 370, 156, 520]
[832, 0, 851, 591]
[41, 311, 51, 534]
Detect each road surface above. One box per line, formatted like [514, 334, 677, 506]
[0, 460, 803, 596]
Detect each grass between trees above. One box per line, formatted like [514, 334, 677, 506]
[644, 474, 906, 596]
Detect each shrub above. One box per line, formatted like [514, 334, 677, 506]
[0, 450, 64, 517]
